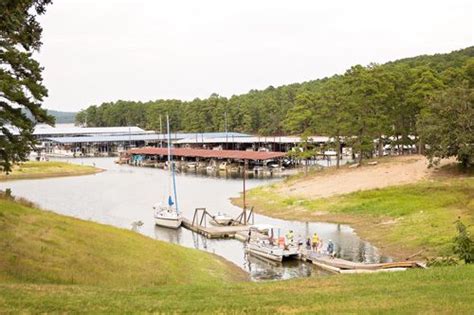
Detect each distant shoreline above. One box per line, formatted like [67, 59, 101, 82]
[0, 161, 103, 182]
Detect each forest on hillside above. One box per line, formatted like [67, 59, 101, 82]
[47, 110, 76, 124]
[75, 47, 474, 163]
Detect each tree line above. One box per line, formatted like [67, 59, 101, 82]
[76, 47, 474, 167]
[2, 1, 471, 172]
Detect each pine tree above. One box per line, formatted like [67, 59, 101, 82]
[0, 0, 53, 172]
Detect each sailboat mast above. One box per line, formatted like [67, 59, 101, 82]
[167, 115, 179, 214]
[167, 115, 172, 197]
[167, 116, 171, 166]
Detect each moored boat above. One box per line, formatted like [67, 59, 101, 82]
[245, 240, 299, 262]
[154, 115, 182, 229]
[210, 212, 234, 226]
[154, 205, 182, 228]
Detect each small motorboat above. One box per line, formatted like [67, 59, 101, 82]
[218, 161, 228, 171]
[210, 212, 234, 226]
[206, 165, 216, 172]
[245, 239, 298, 262]
[251, 223, 274, 235]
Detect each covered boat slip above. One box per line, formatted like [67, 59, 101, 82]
[127, 147, 286, 162]
[125, 147, 288, 175]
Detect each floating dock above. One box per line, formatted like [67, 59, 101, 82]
[305, 252, 424, 273]
[181, 218, 250, 239]
[180, 209, 424, 274]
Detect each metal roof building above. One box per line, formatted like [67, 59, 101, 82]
[46, 132, 251, 144]
[33, 125, 146, 137]
[175, 135, 331, 145]
[6, 124, 146, 137]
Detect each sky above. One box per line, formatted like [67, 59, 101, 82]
[36, 0, 473, 112]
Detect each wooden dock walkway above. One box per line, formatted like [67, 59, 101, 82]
[306, 252, 424, 274]
[181, 220, 426, 274]
[181, 218, 250, 239]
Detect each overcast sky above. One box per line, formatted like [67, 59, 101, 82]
[36, 0, 473, 112]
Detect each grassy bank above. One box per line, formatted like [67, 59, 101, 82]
[0, 197, 246, 286]
[234, 176, 474, 259]
[0, 161, 101, 181]
[0, 197, 473, 313]
[1, 265, 473, 313]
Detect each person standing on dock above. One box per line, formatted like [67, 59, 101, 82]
[246, 230, 252, 243]
[297, 235, 303, 251]
[286, 230, 294, 244]
[306, 238, 312, 250]
[327, 239, 335, 258]
[312, 233, 319, 252]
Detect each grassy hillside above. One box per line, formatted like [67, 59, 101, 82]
[0, 197, 246, 286]
[0, 161, 101, 181]
[1, 264, 473, 313]
[0, 196, 473, 313]
[237, 174, 474, 259]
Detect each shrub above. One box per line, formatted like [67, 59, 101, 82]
[453, 219, 474, 264]
[426, 256, 458, 267]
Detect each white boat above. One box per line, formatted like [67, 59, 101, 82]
[245, 240, 299, 262]
[154, 205, 182, 228]
[251, 223, 274, 235]
[154, 115, 182, 229]
[210, 212, 234, 226]
[218, 161, 228, 171]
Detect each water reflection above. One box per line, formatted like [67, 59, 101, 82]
[1, 157, 389, 281]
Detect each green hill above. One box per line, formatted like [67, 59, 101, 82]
[0, 196, 246, 286]
[21, 109, 77, 124]
[46, 109, 76, 124]
[0, 194, 473, 313]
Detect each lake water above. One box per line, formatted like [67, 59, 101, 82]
[1, 157, 389, 281]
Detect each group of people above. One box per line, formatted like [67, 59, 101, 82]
[285, 230, 336, 257]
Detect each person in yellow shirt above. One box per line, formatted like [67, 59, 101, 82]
[311, 232, 319, 251]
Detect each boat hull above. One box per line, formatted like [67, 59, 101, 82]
[247, 247, 283, 262]
[155, 217, 182, 229]
[246, 242, 299, 262]
[246, 243, 284, 262]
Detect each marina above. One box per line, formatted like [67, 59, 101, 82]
[181, 208, 422, 272]
[1, 157, 392, 281]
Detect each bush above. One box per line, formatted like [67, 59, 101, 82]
[426, 256, 458, 267]
[453, 219, 474, 264]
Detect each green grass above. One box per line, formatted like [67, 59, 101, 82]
[1, 266, 473, 313]
[0, 196, 473, 313]
[0, 161, 100, 181]
[242, 178, 474, 258]
[0, 197, 246, 286]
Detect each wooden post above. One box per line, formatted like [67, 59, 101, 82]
[243, 159, 247, 225]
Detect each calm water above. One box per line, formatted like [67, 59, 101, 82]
[1, 157, 388, 281]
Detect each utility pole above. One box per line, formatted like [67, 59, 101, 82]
[159, 115, 163, 148]
[242, 159, 247, 225]
[225, 111, 228, 148]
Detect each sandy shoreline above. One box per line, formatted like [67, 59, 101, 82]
[278, 155, 453, 199]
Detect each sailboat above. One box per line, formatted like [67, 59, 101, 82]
[154, 115, 182, 229]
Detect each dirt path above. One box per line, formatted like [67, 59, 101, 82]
[279, 155, 452, 199]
